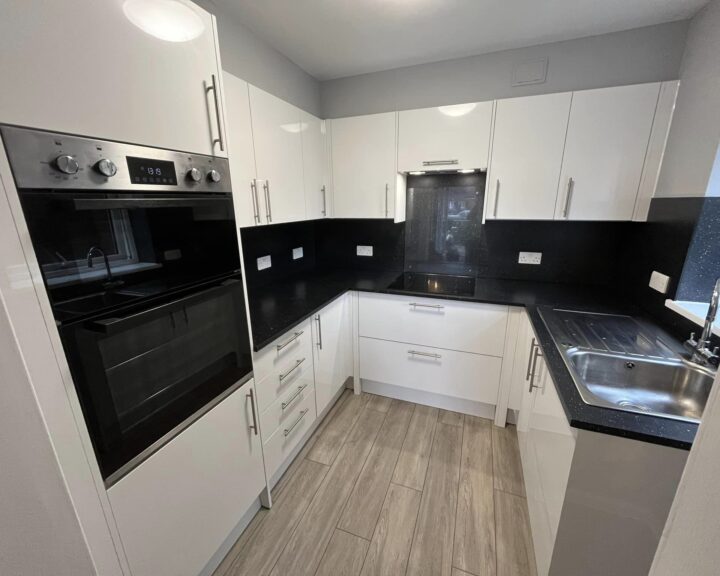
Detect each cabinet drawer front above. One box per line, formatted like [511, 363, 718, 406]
[260, 382, 316, 441]
[254, 351, 315, 413]
[263, 388, 317, 477]
[359, 337, 502, 404]
[359, 292, 508, 356]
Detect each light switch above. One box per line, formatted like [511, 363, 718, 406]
[292, 247, 303, 260]
[649, 271, 670, 294]
[257, 255, 271, 271]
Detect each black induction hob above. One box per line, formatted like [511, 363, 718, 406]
[388, 272, 477, 298]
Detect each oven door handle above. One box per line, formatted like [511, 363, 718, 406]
[85, 278, 241, 335]
[73, 197, 233, 210]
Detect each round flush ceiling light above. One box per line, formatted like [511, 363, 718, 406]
[437, 103, 477, 117]
[123, 0, 205, 43]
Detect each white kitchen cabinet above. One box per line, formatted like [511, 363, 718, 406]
[302, 111, 331, 219]
[555, 82, 661, 221]
[249, 85, 306, 224]
[0, 0, 226, 157]
[313, 294, 353, 415]
[486, 93, 572, 220]
[398, 102, 493, 172]
[223, 72, 259, 228]
[107, 379, 265, 576]
[331, 112, 400, 220]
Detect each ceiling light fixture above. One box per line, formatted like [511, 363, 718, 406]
[458, 169, 476, 173]
[437, 103, 477, 117]
[409, 171, 426, 175]
[280, 122, 309, 133]
[123, 0, 205, 43]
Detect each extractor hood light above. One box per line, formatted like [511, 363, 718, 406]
[280, 122, 309, 133]
[437, 103, 477, 117]
[458, 169, 476, 173]
[123, 0, 205, 43]
[409, 171, 426, 175]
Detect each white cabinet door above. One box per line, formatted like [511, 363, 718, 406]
[313, 294, 353, 414]
[0, 0, 225, 156]
[398, 102, 493, 172]
[223, 72, 259, 228]
[302, 112, 330, 219]
[108, 380, 265, 576]
[249, 86, 306, 224]
[555, 83, 661, 221]
[487, 93, 571, 220]
[331, 112, 398, 219]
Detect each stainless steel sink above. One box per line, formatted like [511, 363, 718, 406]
[540, 308, 716, 423]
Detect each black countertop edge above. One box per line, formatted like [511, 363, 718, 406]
[246, 267, 699, 450]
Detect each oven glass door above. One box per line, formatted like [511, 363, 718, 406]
[61, 278, 252, 481]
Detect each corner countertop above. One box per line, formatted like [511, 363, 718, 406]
[246, 267, 700, 450]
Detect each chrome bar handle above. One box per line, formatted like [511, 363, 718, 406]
[284, 409, 309, 437]
[493, 179, 500, 218]
[279, 358, 306, 382]
[562, 177, 574, 218]
[263, 180, 272, 222]
[315, 314, 323, 350]
[408, 350, 442, 359]
[282, 383, 308, 410]
[247, 387, 259, 436]
[321, 185, 327, 216]
[409, 303, 444, 310]
[528, 344, 544, 393]
[422, 159, 459, 166]
[384, 183, 389, 218]
[206, 74, 225, 152]
[277, 331, 303, 352]
[525, 338, 537, 381]
[250, 181, 261, 224]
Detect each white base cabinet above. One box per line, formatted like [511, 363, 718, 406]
[107, 379, 265, 576]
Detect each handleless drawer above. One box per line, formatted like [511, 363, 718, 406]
[359, 337, 502, 404]
[359, 292, 508, 356]
[260, 381, 316, 441]
[263, 387, 317, 477]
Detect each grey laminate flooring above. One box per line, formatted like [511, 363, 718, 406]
[214, 391, 536, 576]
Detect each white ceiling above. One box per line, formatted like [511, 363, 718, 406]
[215, 0, 706, 80]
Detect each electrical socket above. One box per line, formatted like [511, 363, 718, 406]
[256, 255, 272, 271]
[649, 271, 670, 294]
[518, 251, 542, 265]
[357, 245, 373, 257]
[292, 247, 303, 260]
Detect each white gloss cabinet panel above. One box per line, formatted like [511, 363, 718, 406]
[555, 83, 661, 221]
[331, 112, 398, 219]
[359, 292, 508, 356]
[249, 85, 306, 224]
[107, 380, 265, 576]
[397, 102, 493, 172]
[486, 93, 571, 220]
[302, 112, 330, 219]
[0, 1, 225, 157]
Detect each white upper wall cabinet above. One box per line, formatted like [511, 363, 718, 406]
[555, 83, 661, 221]
[302, 112, 330, 219]
[249, 85, 306, 224]
[0, 0, 226, 157]
[398, 102, 493, 172]
[223, 73, 259, 228]
[487, 93, 572, 220]
[331, 112, 398, 219]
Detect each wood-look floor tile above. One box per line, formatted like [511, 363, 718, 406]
[222, 459, 329, 576]
[439, 409, 464, 427]
[366, 393, 393, 413]
[360, 483, 421, 576]
[452, 569, 476, 576]
[495, 491, 537, 576]
[339, 400, 414, 539]
[492, 425, 525, 497]
[269, 407, 385, 576]
[454, 416, 496, 576]
[213, 507, 268, 575]
[315, 530, 370, 576]
[307, 392, 371, 466]
[406, 422, 463, 576]
[391, 404, 439, 491]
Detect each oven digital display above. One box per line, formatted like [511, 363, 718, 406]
[126, 156, 177, 185]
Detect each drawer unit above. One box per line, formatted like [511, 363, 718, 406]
[260, 381, 316, 440]
[262, 386, 317, 477]
[359, 292, 508, 356]
[359, 337, 502, 404]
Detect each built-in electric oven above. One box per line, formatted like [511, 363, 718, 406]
[1, 125, 253, 484]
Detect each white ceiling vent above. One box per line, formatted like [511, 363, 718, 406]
[512, 57, 549, 87]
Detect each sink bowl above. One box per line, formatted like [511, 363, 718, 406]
[567, 350, 714, 423]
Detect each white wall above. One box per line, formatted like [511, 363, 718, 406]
[655, 0, 720, 198]
[195, 0, 321, 116]
[320, 21, 688, 118]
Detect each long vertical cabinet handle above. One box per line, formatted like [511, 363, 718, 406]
[528, 342, 544, 393]
[250, 181, 261, 224]
[247, 387, 259, 436]
[525, 338, 537, 381]
[562, 177, 574, 219]
[493, 179, 500, 218]
[321, 185, 327, 216]
[263, 180, 272, 223]
[206, 74, 225, 152]
[315, 314, 323, 350]
[384, 183, 389, 218]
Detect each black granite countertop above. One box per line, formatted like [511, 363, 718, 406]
[247, 267, 699, 450]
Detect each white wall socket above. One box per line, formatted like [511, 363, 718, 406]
[357, 245, 373, 257]
[292, 247, 303, 260]
[518, 251, 542, 265]
[649, 271, 670, 294]
[256, 255, 272, 271]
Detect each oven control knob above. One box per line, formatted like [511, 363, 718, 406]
[207, 169, 221, 183]
[95, 158, 118, 178]
[54, 154, 79, 175]
[187, 167, 202, 182]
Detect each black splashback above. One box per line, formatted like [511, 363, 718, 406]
[677, 197, 720, 302]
